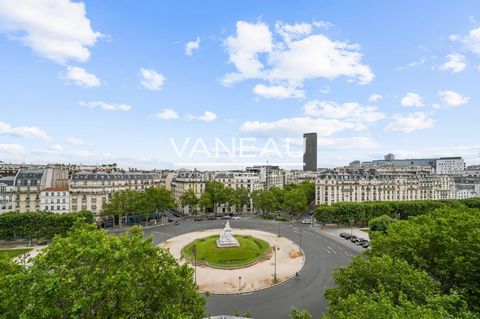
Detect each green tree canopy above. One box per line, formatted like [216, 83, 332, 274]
[283, 188, 308, 215]
[368, 214, 394, 233]
[180, 189, 198, 215]
[0, 223, 206, 318]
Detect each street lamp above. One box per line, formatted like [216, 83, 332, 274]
[273, 245, 278, 282]
[192, 244, 197, 286]
[299, 227, 302, 253]
[277, 221, 280, 237]
[238, 276, 242, 291]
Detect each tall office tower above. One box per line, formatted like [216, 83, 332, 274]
[303, 133, 317, 171]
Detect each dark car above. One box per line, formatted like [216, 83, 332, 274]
[194, 217, 203, 221]
[361, 242, 370, 248]
[348, 235, 357, 241]
[339, 232, 347, 238]
[351, 237, 362, 243]
[356, 239, 368, 245]
[344, 234, 353, 239]
[207, 215, 215, 220]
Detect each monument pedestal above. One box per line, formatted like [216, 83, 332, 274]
[216, 221, 240, 248]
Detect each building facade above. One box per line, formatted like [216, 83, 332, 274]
[0, 176, 14, 214]
[303, 132, 317, 172]
[40, 188, 70, 213]
[315, 169, 455, 205]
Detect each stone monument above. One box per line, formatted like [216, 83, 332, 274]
[216, 221, 240, 247]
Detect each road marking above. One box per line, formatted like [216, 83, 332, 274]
[327, 247, 337, 254]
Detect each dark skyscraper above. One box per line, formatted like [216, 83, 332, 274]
[303, 133, 317, 171]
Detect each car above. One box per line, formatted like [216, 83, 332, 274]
[308, 210, 315, 215]
[206, 215, 215, 220]
[174, 220, 180, 225]
[194, 217, 203, 221]
[232, 216, 241, 220]
[339, 232, 347, 238]
[302, 219, 311, 224]
[344, 234, 353, 239]
[349, 235, 358, 242]
[361, 242, 370, 248]
[167, 218, 173, 223]
[222, 215, 231, 219]
[356, 239, 368, 245]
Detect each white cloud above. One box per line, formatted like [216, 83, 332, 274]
[0, 121, 50, 140]
[303, 100, 385, 123]
[185, 37, 200, 56]
[49, 144, 63, 152]
[368, 94, 382, 102]
[253, 84, 305, 99]
[222, 20, 373, 98]
[439, 54, 466, 73]
[63, 66, 100, 87]
[155, 108, 179, 120]
[438, 90, 469, 107]
[401, 92, 424, 107]
[139, 68, 165, 91]
[0, 0, 101, 64]
[396, 58, 427, 70]
[0, 143, 25, 154]
[79, 101, 131, 111]
[451, 27, 480, 55]
[67, 137, 88, 145]
[240, 116, 358, 137]
[319, 86, 330, 94]
[385, 112, 434, 133]
[197, 111, 217, 122]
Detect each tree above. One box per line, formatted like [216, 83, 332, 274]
[324, 255, 473, 319]
[290, 308, 312, 319]
[0, 222, 206, 318]
[102, 189, 140, 225]
[204, 181, 226, 216]
[234, 187, 250, 213]
[283, 188, 308, 216]
[141, 187, 176, 214]
[368, 214, 394, 234]
[369, 207, 480, 311]
[180, 189, 198, 215]
[252, 190, 277, 215]
[199, 192, 212, 213]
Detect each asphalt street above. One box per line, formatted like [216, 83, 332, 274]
[112, 218, 362, 319]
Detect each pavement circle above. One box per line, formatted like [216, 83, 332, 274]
[160, 228, 305, 294]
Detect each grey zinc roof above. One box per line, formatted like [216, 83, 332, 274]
[15, 169, 45, 185]
[71, 171, 154, 181]
[0, 176, 15, 186]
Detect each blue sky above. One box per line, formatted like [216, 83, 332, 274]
[0, 0, 479, 169]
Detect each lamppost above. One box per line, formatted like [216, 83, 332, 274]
[299, 227, 302, 253]
[273, 245, 278, 282]
[192, 244, 197, 286]
[238, 276, 242, 291]
[277, 221, 280, 237]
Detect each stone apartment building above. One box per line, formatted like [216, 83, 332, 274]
[0, 176, 14, 214]
[69, 171, 155, 217]
[12, 168, 53, 212]
[213, 171, 262, 213]
[171, 170, 208, 209]
[315, 168, 455, 205]
[40, 187, 70, 213]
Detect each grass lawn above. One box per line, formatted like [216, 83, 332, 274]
[182, 235, 270, 268]
[0, 248, 32, 259]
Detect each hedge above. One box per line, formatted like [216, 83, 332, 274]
[0, 211, 94, 241]
[315, 198, 480, 225]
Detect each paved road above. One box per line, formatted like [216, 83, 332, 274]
[112, 218, 362, 319]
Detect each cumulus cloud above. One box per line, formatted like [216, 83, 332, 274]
[222, 20, 373, 99]
[0, 143, 25, 154]
[385, 112, 434, 133]
[303, 100, 385, 123]
[438, 90, 469, 106]
[450, 27, 480, 55]
[368, 94, 383, 102]
[155, 108, 179, 120]
[401, 92, 424, 107]
[78, 101, 131, 111]
[439, 54, 466, 73]
[139, 68, 165, 91]
[185, 37, 200, 56]
[0, 0, 101, 64]
[0, 121, 50, 140]
[67, 137, 88, 145]
[197, 111, 217, 122]
[253, 84, 305, 99]
[49, 144, 63, 152]
[63, 66, 100, 87]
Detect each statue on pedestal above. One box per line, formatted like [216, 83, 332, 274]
[216, 221, 240, 247]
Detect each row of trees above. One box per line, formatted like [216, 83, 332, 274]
[321, 206, 480, 317]
[315, 198, 480, 225]
[0, 222, 206, 318]
[251, 182, 315, 216]
[0, 211, 93, 242]
[102, 187, 175, 224]
[178, 181, 316, 216]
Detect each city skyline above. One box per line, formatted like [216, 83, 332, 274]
[1, 1, 480, 169]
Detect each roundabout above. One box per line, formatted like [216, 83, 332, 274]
[161, 226, 304, 294]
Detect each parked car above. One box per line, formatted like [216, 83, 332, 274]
[207, 215, 215, 220]
[361, 242, 370, 248]
[174, 220, 180, 225]
[302, 219, 311, 224]
[222, 215, 231, 219]
[194, 217, 203, 221]
[344, 234, 353, 240]
[356, 239, 368, 245]
[351, 236, 362, 243]
[232, 216, 241, 220]
[339, 232, 347, 238]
